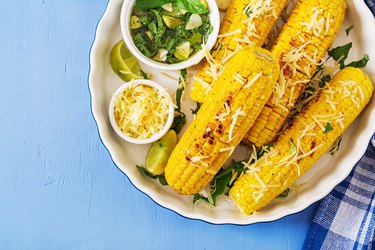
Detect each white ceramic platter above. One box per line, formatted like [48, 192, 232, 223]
[89, 0, 375, 224]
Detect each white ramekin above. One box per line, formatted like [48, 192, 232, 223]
[120, 0, 220, 71]
[109, 80, 175, 144]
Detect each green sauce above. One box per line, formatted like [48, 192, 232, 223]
[130, 3, 213, 64]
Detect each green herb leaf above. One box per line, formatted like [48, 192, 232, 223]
[181, 68, 188, 80]
[328, 42, 352, 68]
[289, 140, 297, 155]
[320, 75, 332, 88]
[151, 9, 166, 47]
[324, 122, 333, 134]
[211, 173, 233, 205]
[346, 54, 369, 68]
[175, 86, 184, 113]
[345, 25, 354, 36]
[329, 136, 343, 156]
[136, 165, 168, 186]
[140, 69, 150, 79]
[190, 102, 201, 115]
[157, 175, 168, 186]
[135, 0, 170, 9]
[175, 0, 208, 14]
[171, 113, 186, 134]
[278, 188, 290, 198]
[193, 193, 208, 203]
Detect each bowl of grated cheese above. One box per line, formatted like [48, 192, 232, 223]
[109, 79, 175, 144]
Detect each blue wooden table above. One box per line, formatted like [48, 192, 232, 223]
[0, 1, 319, 249]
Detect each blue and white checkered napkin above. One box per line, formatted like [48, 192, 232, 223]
[303, 3, 375, 249]
[303, 135, 375, 249]
[365, 0, 375, 16]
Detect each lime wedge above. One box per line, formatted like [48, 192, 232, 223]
[110, 40, 142, 81]
[146, 130, 178, 176]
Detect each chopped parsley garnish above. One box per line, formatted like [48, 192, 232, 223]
[324, 122, 334, 134]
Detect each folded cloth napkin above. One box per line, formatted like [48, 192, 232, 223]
[365, 0, 375, 16]
[303, 135, 375, 249]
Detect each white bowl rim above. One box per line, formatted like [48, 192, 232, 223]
[120, 0, 220, 71]
[108, 79, 175, 145]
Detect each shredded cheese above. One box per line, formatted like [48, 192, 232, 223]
[227, 108, 246, 143]
[245, 72, 263, 89]
[113, 82, 169, 139]
[194, 76, 212, 94]
[300, 7, 326, 37]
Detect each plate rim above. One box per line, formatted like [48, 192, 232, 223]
[88, 0, 375, 225]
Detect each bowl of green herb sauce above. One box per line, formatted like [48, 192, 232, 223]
[121, 0, 220, 71]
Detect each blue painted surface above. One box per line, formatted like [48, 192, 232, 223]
[0, 1, 319, 249]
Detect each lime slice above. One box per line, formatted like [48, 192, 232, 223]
[110, 40, 142, 81]
[146, 130, 178, 176]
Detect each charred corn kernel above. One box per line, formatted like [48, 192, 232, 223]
[190, 0, 288, 103]
[243, 0, 347, 147]
[230, 67, 374, 215]
[165, 45, 280, 195]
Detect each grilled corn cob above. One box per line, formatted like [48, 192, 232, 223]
[243, 0, 347, 147]
[190, 0, 288, 103]
[165, 45, 280, 195]
[230, 67, 374, 215]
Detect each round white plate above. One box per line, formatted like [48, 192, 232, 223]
[89, 0, 375, 225]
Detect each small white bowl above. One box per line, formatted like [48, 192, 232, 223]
[109, 80, 175, 144]
[120, 0, 220, 71]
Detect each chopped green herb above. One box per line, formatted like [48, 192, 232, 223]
[171, 112, 186, 134]
[136, 165, 168, 186]
[140, 69, 150, 79]
[346, 54, 369, 68]
[135, 0, 170, 9]
[175, 86, 184, 113]
[328, 42, 352, 68]
[289, 140, 297, 155]
[193, 193, 209, 203]
[329, 136, 343, 156]
[175, 0, 209, 14]
[324, 122, 333, 134]
[278, 188, 290, 198]
[180, 68, 188, 80]
[345, 25, 354, 36]
[131, 3, 212, 64]
[191, 102, 201, 115]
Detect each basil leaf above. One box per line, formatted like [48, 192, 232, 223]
[175, 0, 208, 14]
[328, 42, 352, 68]
[346, 54, 369, 68]
[135, 0, 170, 9]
